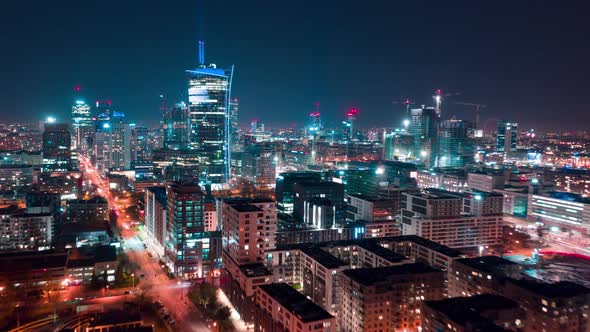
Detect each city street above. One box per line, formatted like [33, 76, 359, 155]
[78, 155, 210, 332]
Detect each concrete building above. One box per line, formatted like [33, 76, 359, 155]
[65, 196, 109, 223]
[422, 294, 524, 332]
[0, 205, 53, 251]
[242, 143, 276, 186]
[165, 182, 220, 279]
[339, 263, 445, 332]
[468, 171, 506, 192]
[502, 278, 590, 332]
[255, 283, 335, 332]
[416, 169, 468, 193]
[448, 256, 523, 298]
[0, 165, 33, 191]
[145, 186, 167, 258]
[528, 191, 590, 234]
[345, 194, 399, 222]
[401, 189, 503, 251]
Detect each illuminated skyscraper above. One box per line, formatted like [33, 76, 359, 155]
[496, 120, 518, 156]
[229, 97, 240, 150]
[438, 119, 475, 168]
[409, 107, 438, 168]
[42, 120, 72, 172]
[186, 42, 234, 185]
[162, 102, 189, 150]
[70, 100, 93, 154]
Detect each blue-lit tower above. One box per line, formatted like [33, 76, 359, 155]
[186, 41, 234, 185]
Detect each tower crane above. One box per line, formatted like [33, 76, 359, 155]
[433, 89, 461, 117]
[454, 102, 487, 129]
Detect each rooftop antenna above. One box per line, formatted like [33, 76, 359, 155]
[198, 40, 205, 66]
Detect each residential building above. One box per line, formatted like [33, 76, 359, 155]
[422, 294, 524, 332]
[255, 283, 335, 332]
[242, 143, 276, 186]
[401, 189, 503, 251]
[65, 196, 109, 223]
[165, 182, 219, 279]
[0, 205, 53, 251]
[145, 186, 167, 258]
[339, 263, 446, 332]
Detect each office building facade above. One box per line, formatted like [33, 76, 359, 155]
[186, 61, 234, 185]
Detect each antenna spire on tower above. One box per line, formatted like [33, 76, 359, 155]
[198, 40, 205, 65]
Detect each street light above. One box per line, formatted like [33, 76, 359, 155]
[131, 273, 135, 289]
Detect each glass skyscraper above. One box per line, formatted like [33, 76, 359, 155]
[438, 119, 475, 168]
[409, 107, 439, 168]
[70, 100, 93, 153]
[496, 120, 518, 156]
[186, 64, 234, 185]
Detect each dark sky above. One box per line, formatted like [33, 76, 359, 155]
[2, 1, 589, 130]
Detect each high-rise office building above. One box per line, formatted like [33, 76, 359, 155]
[186, 43, 234, 185]
[162, 102, 189, 150]
[70, 100, 93, 154]
[131, 125, 150, 161]
[242, 143, 276, 186]
[229, 97, 240, 150]
[42, 121, 72, 172]
[107, 115, 131, 170]
[409, 107, 438, 168]
[496, 120, 518, 156]
[165, 182, 220, 279]
[438, 119, 475, 168]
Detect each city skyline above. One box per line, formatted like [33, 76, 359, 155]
[2, 1, 590, 129]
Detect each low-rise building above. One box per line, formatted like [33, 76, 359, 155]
[0, 205, 53, 251]
[528, 191, 590, 234]
[66, 196, 109, 223]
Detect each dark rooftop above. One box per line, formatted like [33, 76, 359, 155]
[0, 251, 68, 273]
[0, 204, 23, 215]
[259, 283, 333, 323]
[508, 278, 590, 298]
[87, 310, 142, 327]
[342, 262, 441, 286]
[66, 196, 108, 205]
[356, 241, 407, 264]
[455, 256, 518, 274]
[300, 247, 347, 269]
[231, 204, 263, 213]
[239, 263, 273, 277]
[147, 186, 167, 207]
[386, 235, 464, 258]
[67, 245, 117, 268]
[411, 188, 463, 200]
[424, 294, 517, 332]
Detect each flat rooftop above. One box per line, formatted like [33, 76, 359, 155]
[0, 251, 68, 273]
[424, 294, 517, 332]
[342, 262, 440, 286]
[356, 241, 407, 264]
[455, 256, 518, 273]
[508, 278, 590, 298]
[387, 235, 464, 258]
[239, 263, 273, 277]
[231, 204, 263, 213]
[300, 247, 347, 269]
[410, 189, 462, 200]
[259, 283, 333, 323]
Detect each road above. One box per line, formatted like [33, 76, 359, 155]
[504, 215, 590, 256]
[78, 155, 209, 332]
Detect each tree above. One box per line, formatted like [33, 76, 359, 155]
[212, 306, 235, 332]
[188, 282, 217, 314]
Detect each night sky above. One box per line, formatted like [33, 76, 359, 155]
[2, 1, 589, 130]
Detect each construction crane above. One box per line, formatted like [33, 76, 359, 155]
[454, 102, 487, 129]
[393, 98, 415, 122]
[433, 89, 461, 117]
